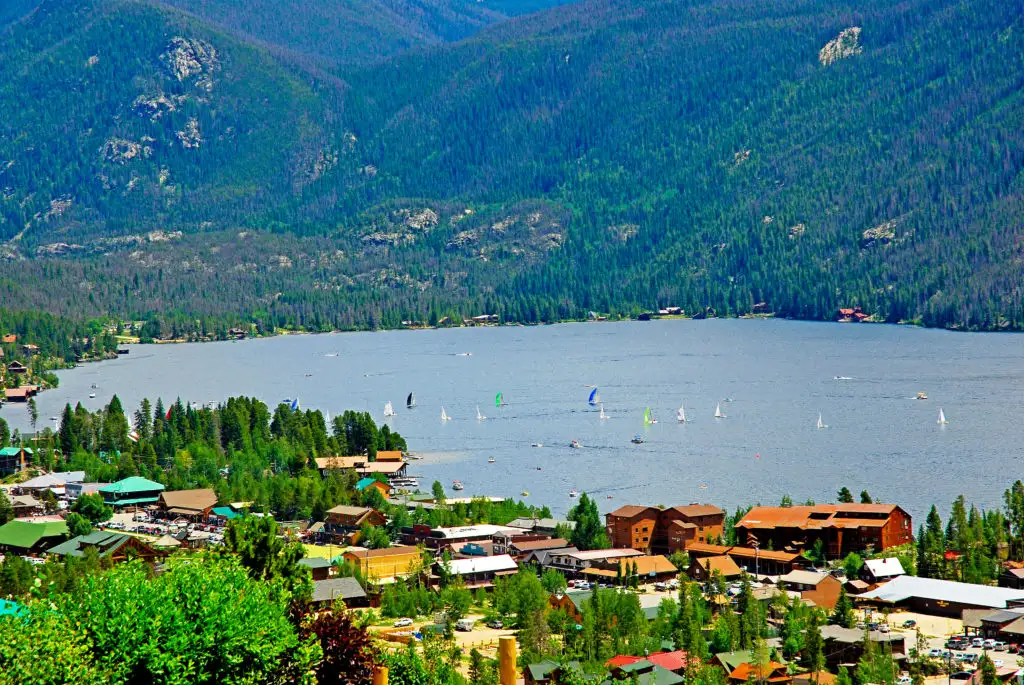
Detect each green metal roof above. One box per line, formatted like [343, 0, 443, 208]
[0, 520, 68, 549]
[0, 599, 25, 617]
[100, 476, 165, 494]
[0, 447, 31, 456]
[526, 660, 560, 681]
[603, 664, 684, 685]
[47, 531, 132, 558]
[211, 506, 240, 519]
[105, 497, 160, 505]
[299, 557, 332, 569]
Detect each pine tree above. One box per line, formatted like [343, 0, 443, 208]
[837, 487, 854, 504]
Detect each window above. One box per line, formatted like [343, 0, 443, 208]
[642, 537, 649, 542]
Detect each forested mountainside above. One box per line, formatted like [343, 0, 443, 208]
[2, 0, 1024, 332]
[158, 0, 576, 67]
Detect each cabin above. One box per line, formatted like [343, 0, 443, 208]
[312, 577, 368, 608]
[585, 554, 678, 585]
[862, 557, 906, 584]
[435, 554, 518, 589]
[689, 555, 742, 582]
[158, 488, 218, 519]
[0, 447, 32, 475]
[545, 548, 644, 577]
[778, 570, 843, 610]
[323, 505, 386, 543]
[401, 524, 520, 551]
[298, 557, 332, 581]
[0, 520, 69, 554]
[6, 361, 27, 374]
[342, 545, 422, 582]
[100, 477, 165, 508]
[356, 478, 392, 498]
[819, 625, 906, 670]
[47, 531, 163, 564]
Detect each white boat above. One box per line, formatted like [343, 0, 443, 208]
[488, 457, 495, 463]
[714, 403, 725, 419]
[816, 413, 828, 429]
[531, 442, 543, 448]
[89, 393, 96, 399]
[452, 480, 464, 491]
[569, 439, 581, 449]
[834, 376, 853, 381]
[476, 406, 486, 421]
[441, 407, 451, 422]
[384, 401, 396, 417]
[938, 408, 948, 425]
[568, 490, 578, 498]
[631, 434, 645, 444]
[677, 403, 686, 423]
[599, 404, 609, 420]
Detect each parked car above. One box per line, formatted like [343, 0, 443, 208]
[961, 654, 980, 664]
[575, 582, 591, 590]
[983, 639, 997, 650]
[1008, 644, 1019, 654]
[393, 618, 413, 628]
[972, 638, 985, 648]
[879, 623, 891, 633]
[903, 619, 917, 628]
[929, 649, 943, 658]
[951, 672, 974, 681]
[654, 582, 668, 591]
[455, 619, 475, 632]
[993, 660, 1005, 668]
[994, 641, 1007, 651]
[486, 619, 503, 629]
[897, 676, 912, 685]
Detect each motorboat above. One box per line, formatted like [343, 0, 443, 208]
[451, 480, 464, 491]
[916, 391, 928, 400]
[532, 442, 543, 448]
[568, 490, 578, 498]
[488, 457, 495, 463]
[521, 490, 530, 496]
[569, 439, 581, 449]
[631, 434, 645, 444]
[816, 413, 828, 429]
[89, 393, 96, 399]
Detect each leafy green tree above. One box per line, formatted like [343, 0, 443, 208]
[568, 493, 609, 550]
[979, 654, 997, 685]
[0, 489, 12, 525]
[541, 567, 567, 594]
[222, 516, 311, 600]
[860, 490, 873, 504]
[358, 521, 391, 549]
[836, 666, 853, 685]
[0, 418, 8, 448]
[0, 610, 104, 684]
[837, 487, 855, 504]
[65, 512, 93, 538]
[70, 493, 113, 524]
[831, 587, 855, 628]
[842, 552, 864, 579]
[803, 612, 825, 677]
[432, 480, 447, 504]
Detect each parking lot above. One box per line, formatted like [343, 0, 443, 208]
[101, 511, 225, 544]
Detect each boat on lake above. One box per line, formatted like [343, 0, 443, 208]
[441, 407, 451, 422]
[834, 376, 853, 380]
[521, 490, 530, 496]
[568, 490, 578, 498]
[452, 480, 464, 491]
[569, 439, 581, 449]
[631, 434, 644, 444]
[588, 388, 600, 407]
[677, 403, 686, 423]
[406, 392, 416, 408]
[600, 404, 609, 420]
[89, 393, 96, 399]
[938, 408, 948, 425]
[495, 392, 504, 407]
[916, 391, 928, 400]
[488, 457, 495, 463]
[384, 401, 395, 417]
[714, 403, 726, 419]
[816, 413, 828, 429]
[477, 406, 486, 421]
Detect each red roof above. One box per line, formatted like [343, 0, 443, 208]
[607, 505, 659, 519]
[671, 504, 724, 518]
[647, 651, 692, 671]
[606, 655, 643, 668]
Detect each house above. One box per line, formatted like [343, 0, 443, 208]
[298, 557, 333, 581]
[315, 456, 366, 475]
[606, 503, 725, 555]
[0, 446, 31, 475]
[0, 520, 68, 554]
[507, 517, 575, 536]
[507, 538, 570, 560]
[356, 478, 392, 497]
[342, 545, 422, 581]
[323, 505, 386, 543]
[1, 334, 16, 344]
[158, 488, 218, 519]
[47, 531, 163, 564]
[211, 506, 242, 521]
[606, 651, 693, 675]
[6, 361, 27, 374]
[374, 450, 403, 462]
[586, 554, 679, 585]
[20, 344, 39, 355]
[100, 477, 165, 507]
[734, 503, 913, 559]
[439, 554, 518, 588]
[4, 387, 29, 402]
[546, 548, 644, 576]
[9, 494, 42, 517]
[684, 542, 803, 575]
[606, 660, 684, 685]
[401, 524, 520, 550]
[51, 471, 85, 484]
[1000, 567, 1024, 590]
[818, 625, 906, 670]
[312, 577, 368, 608]
[66, 482, 109, 500]
[689, 555, 743, 582]
[728, 662, 791, 685]
[778, 570, 843, 610]
[862, 557, 906, 583]
[16, 473, 67, 495]
[855, 575, 1024, 617]
[792, 672, 837, 685]
[356, 461, 407, 480]
[524, 660, 583, 685]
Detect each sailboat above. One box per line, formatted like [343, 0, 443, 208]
[441, 407, 451, 422]
[599, 404, 609, 420]
[816, 413, 828, 429]
[677, 403, 687, 423]
[495, 392, 504, 408]
[477, 406, 486, 421]
[714, 403, 726, 419]
[938, 408, 948, 425]
[588, 388, 600, 407]
[384, 401, 396, 417]
[643, 407, 657, 426]
[406, 392, 416, 408]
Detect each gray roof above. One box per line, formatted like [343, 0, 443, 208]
[856, 575, 1024, 610]
[299, 557, 332, 569]
[820, 625, 905, 644]
[524, 546, 578, 566]
[51, 471, 86, 483]
[779, 570, 829, 586]
[312, 577, 366, 604]
[507, 517, 575, 531]
[979, 609, 1024, 625]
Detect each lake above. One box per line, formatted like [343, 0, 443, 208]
[3, 319, 1021, 520]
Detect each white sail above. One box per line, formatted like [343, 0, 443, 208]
[384, 401, 395, 417]
[677, 403, 686, 423]
[477, 406, 486, 421]
[714, 403, 725, 419]
[817, 413, 826, 429]
[938, 408, 947, 424]
[600, 404, 608, 420]
[441, 407, 450, 422]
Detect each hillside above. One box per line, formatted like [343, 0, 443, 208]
[2, 0, 1024, 332]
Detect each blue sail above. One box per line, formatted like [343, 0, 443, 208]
[291, 398, 299, 411]
[588, 388, 598, 406]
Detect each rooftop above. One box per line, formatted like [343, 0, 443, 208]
[344, 545, 420, 559]
[159, 488, 217, 512]
[0, 520, 68, 549]
[47, 531, 136, 558]
[560, 548, 644, 561]
[19, 474, 66, 489]
[312, 577, 366, 604]
[779, 570, 831, 586]
[737, 504, 905, 531]
[696, 555, 742, 576]
[511, 538, 569, 552]
[855, 575, 1024, 609]
[433, 524, 519, 539]
[608, 505, 659, 519]
[864, 557, 905, 577]
[445, 554, 518, 575]
[100, 477, 165, 495]
[671, 504, 725, 517]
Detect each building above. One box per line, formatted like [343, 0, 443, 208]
[1000, 567, 1024, 590]
[606, 651, 692, 675]
[585, 554, 679, 585]
[9, 494, 42, 517]
[734, 504, 913, 558]
[607, 660, 684, 685]
[374, 450, 404, 462]
[323, 505, 386, 543]
[0, 446, 32, 475]
[684, 542, 803, 575]
[356, 478, 392, 497]
[819, 625, 906, 670]
[506, 538, 570, 560]
[400, 524, 520, 550]
[298, 557, 333, 581]
[312, 577, 368, 608]
[689, 555, 743, 582]
[16, 473, 68, 495]
[6, 361, 27, 374]
[439, 554, 518, 589]
[605, 504, 724, 555]
[342, 545, 422, 581]
[855, 575, 1024, 617]
[862, 557, 906, 584]
[727, 663, 791, 685]
[0, 520, 68, 554]
[524, 660, 583, 685]
[158, 488, 218, 519]
[545, 548, 644, 576]
[507, 517, 575, 536]
[100, 477, 165, 508]
[66, 482, 108, 500]
[523, 546, 578, 568]
[778, 570, 843, 610]
[47, 531, 163, 564]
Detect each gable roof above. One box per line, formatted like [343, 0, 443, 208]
[159, 488, 217, 512]
[312, 577, 366, 603]
[374, 450, 403, 462]
[729, 662, 789, 682]
[326, 504, 379, 519]
[0, 520, 68, 548]
[617, 554, 678, 576]
[100, 477, 165, 494]
[696, 555, 742, 576]
[856, 575, 1024, 609]
[864, 557, 905, 578]
[343, 545, 420, 559]
[737, 504, 904, 531]
[779, 570, 831, 586]
[315, 456, 366, 470]
[671, 504, 724, 518]
[211, 506, 240, 519]
[299, 557, 333, 569]
[51, 471, 86, 483]
[608, 505, 660, 519]
[446, 554, 518, 575]
[356, 477, 390, 491]
[47, 531, 148, 558]
[511, 538, 569, 552]
[19, 474, 67, 488]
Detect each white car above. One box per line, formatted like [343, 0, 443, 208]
[393, 618, 413, 628]
[897, 676, 912, 685]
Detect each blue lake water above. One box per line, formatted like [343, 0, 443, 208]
[3, 319, 1022, 520]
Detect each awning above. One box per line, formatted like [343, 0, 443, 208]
[167, 507, 202, 516]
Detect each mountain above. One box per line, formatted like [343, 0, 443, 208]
[2, 0, 1024, 332]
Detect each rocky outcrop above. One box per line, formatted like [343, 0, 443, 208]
[102, 138, 141, 164]
[861, 219, 898, 248]
[819, 27, 862, 66]
[161, 37, 218, 87]
[176, 118, 202, 149]
[788, 223, 806, 239]
[401, 208, 439, 231]
[133, 93, 182, 121]
[610, 224, 639, 242]
[446, 229, 479, 251]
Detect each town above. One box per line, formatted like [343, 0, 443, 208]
[1, 394, 1023, 685]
